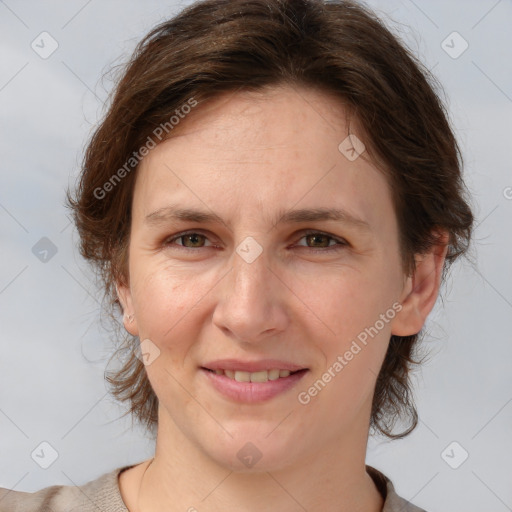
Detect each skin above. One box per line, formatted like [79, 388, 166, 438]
[116, 84, 448, 512]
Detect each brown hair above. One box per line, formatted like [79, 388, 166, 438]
[66, 0, 474, 439]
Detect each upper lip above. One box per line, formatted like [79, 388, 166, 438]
[202, 359, 307, 372]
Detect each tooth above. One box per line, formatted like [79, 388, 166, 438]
[234, 371, 251, 382]
[250, 370, 269, 382]
[220, 369, 294, 381]
[268, 369, 280, 380]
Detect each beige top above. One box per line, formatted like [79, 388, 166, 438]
[0, 464, 427, 511]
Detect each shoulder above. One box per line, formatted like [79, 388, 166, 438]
[1, 463, 428, 512]
[366, 465, 429, 512]
[0, 465, 134, 512]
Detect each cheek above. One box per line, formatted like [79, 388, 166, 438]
[307, 265, 395, 343]
[303, 263, 397, 393]
[129, 263, 208, 400]
[130, 259, 215, 348]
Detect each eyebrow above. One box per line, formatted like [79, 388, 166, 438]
[144, 205, 372, 232]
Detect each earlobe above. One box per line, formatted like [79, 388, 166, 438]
[390, 231, 449, 337]
[116, 281, 139, 336]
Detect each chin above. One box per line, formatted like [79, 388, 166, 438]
[203, 431, 303, 474]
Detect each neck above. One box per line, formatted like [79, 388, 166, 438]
[135, 408, 384, 512]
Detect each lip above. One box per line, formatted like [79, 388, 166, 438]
[202, 359, 307, 372]
[201, 367, 309, 403]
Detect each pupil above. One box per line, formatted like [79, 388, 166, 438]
[186, 234, 202, 247]
[309, 234, 327, 247]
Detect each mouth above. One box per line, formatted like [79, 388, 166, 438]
[200, 364, 309, 403]
[201, 367, 308, 383]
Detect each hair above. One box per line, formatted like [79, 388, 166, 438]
[66, 0, 474, 439]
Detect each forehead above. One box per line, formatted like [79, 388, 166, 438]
[131, 85, 395, 235]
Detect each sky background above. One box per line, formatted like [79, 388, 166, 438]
[0, 1, 511, 511]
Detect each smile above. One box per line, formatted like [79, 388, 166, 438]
[205, 368, 299, 382]
[201, 367, 309, 402]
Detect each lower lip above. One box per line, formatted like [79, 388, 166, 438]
[201, 368, 308, 403]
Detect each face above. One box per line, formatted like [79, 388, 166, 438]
[117, 85, 420, 472]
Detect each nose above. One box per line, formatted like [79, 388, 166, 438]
[212, 242, 289, 345]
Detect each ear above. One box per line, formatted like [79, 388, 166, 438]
[390, 230, 449, 336]
[116, 281, 139, 337]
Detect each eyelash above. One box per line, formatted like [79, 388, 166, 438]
[163, 230, 348, 253]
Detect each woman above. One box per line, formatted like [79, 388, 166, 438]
[0, 0, 474, 510]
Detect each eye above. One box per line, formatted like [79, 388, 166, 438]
[295, 230, 348, 252]
[163, 231, 214, 250]
[163, 230, 348, 253]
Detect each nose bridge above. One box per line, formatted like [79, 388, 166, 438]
[230, 236, 272, 307]
[213, 235, 287, 341]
